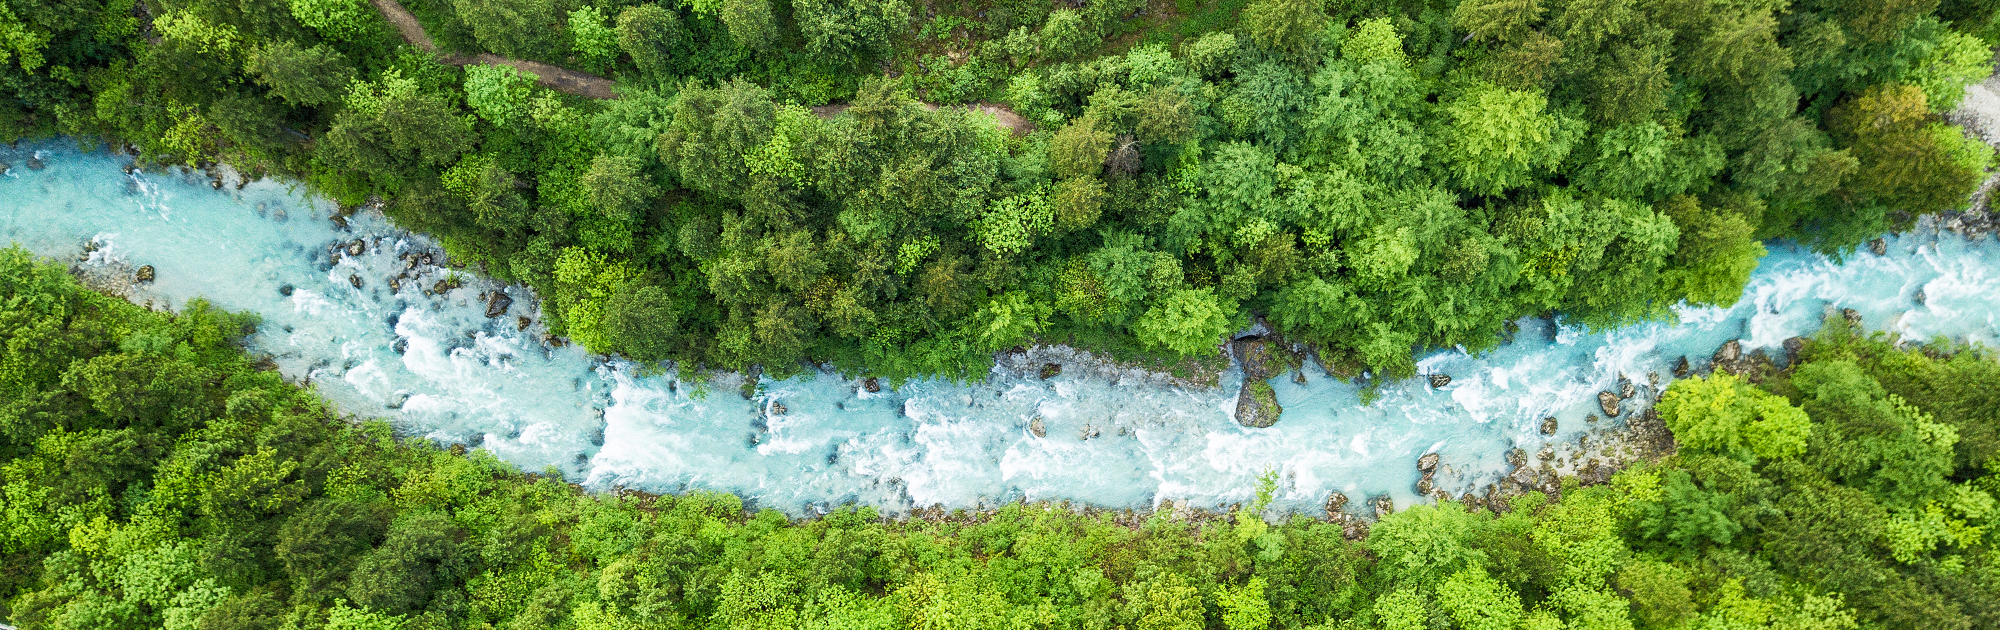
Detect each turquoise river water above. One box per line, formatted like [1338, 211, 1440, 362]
[2, 142, 1998, 516]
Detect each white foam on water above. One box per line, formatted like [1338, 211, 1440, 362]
[5, 143, 2000, 516]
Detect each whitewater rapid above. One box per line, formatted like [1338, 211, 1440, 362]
[2, 143, 1997, 516]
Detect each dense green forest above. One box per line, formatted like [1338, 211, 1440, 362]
[0, 241, 1997, 629]
[5, 0, 1999, 379]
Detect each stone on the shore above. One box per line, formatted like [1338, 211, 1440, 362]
[1598, 391, 1621, 417]
[1371, 496, 1394, 519]
[1673, 356, 1690, 378]
[1417, 452, 1440, 474]
[1842, 308, 1862, 325]
[1416, 477, 1433, 495]
[1325, 492, 1348, 514]
[1783, 336, 1806, 365]
[1234, 379, 1282, 428]
[1541, 416, 1558, 435]
[135, 265, 155, 283]
[1224, 338, 1288, 382]
[1428, 373, 1451, 388]
[1506, 447, 1527, 467]
[863, 377, 881, 393]
[1029, 417, 1046, 438]
[1869, 238, 1887, 256]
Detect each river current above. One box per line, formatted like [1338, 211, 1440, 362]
[2, 142, 1997, 516]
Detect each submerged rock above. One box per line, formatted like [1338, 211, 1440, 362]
[1914, 289, 1926, 305]
[135, 265, 154, 283]
[1598, 391, 1621, 417]
[25, 156, 44, 170]
[1234, 380, 1282, 428]
[1428, 373, 1451, 388]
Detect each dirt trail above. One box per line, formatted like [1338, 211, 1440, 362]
[368, 0, 620, 99]
[810, 102, 1037, 136]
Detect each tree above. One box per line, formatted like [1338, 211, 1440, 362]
[1654, 196, 1764, 308]
[793, 0, 908, 62]
[246, 41, 354, 107]
[1132, 287, 1232, 357]
[1657, 372, 1812, 461]
[658, 79, 776, 197]
[1444, 83, 1581, 195]
[1438, 568, 1522, 630]
[455, 0, 563, 60]
[1829, 84, 1987, 217]
[582, 154, 658, 224]
[722, 0, 777, 50]
[1452, 0, 1545, 43]
[1340, 18, 1405, 66]
[601, 283, 682, 361]
[569, 6, 618, 71]
[288, 0, 372, 41]
[464, 64, 537, 125]
[616, 4, 681, 76]
[1038, 9, 1093, 60]
[1242, 0, 1326, 55]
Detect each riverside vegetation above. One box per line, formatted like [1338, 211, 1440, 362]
[6, 0, 2000, 381]
[0, 242, 1998, 629]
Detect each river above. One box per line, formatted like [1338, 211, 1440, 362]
[2, 142, 1997, 517]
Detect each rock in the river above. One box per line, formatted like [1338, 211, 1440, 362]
[517, 316, 532, 331]
[1913, 289, 1926, 305]
[1619, 377, 1635, 399]
[1598, 391, 1621, 417]
[1673, 356, 1690, 378]
[346, 239, 365, 256]
[1234, 380, 1282, 428]
[1429, 373, 1452, 388]
[25, 156, 44, 170]
[1417, 452, 1440, 474]
[1079, 424, 1100, 440]
[1029, 416, 1046, 438]
[863, 377, 881, 393]
[1869, 238, 1887, 256]
[1541, 416, 1558, 435]
[1841, 308, 1862, 325]
[1038, 363, 1062, 380]
[347, 274, 362, 289]
[1416, 477, 1434, 495]
[278, 284, 293, 296]
[1325, 492, 1348, 515]
[485, 291, 513, 318]
[769, 402, 787, 415]
[1371, 496, 1395, 519]
[135, 265, 155, 283]
[388, 278, 401, 292]
[1506, 447, 1527, 467]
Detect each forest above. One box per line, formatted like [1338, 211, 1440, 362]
[6, 0, 1999, 379]
[0, 240, 1996, 629]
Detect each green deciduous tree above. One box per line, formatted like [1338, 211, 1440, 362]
[1443, 83, 1582, 195]
[1133, 287, 1232, 357]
